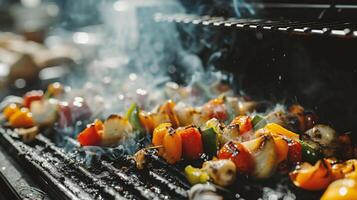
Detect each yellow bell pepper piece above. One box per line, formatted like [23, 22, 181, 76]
[265, 123, 299, 140]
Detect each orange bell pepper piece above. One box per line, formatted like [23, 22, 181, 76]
[231, 116, 253, 135]
[289, 159, 333, 191]
[163, 127, 182, 164]
[152, 123, 172, 156]
[273, 136, 289, 163]
[3, 103, 20, 120]
[9, 108, 34, 128]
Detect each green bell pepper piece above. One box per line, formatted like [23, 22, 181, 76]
[201, 127, 219, 157]
[126, 103, 143, 132]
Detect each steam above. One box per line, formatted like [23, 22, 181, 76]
[233, 0, 255, 17]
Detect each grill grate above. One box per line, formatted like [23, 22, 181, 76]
[154, 13, 357, 38]
[0, 128, 323, 200]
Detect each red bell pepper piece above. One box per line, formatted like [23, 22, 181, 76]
[218, 141, 254, 174]
[178, 126, 203, 160]
[231, 116, 253, 135]
[23, 90, 43, 108]
[288, 140, 302, 164]
[77, 123, 102, 146]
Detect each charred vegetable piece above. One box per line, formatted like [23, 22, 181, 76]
[23, 90, 43, 108]
[162, 127, 182, 164]
[218, 141, 254, 174]
[9, 108, 34, 128]
[201, 127, 219, 157]
[77, 123, 102, 146]
[331, 159, 357, 180]
[126, 103, 144, 132]
[101, 115, 132, 146]
[202, 159, 236, 187]
[134, 149, 147, 170]
[3, 103, 20, 120]
[230, 116, 253, 135]
[265, 123, 299, 140]
[185, 165, 210, 185]
[302, 124, 338, 157]
[299, 140, 321, 164]
[178, 126, 203, 160]
[242, 135, 278, 179]
[287, 140, 302, 165]
[321, 178, 357, 200]
[152, 123, 172, 156]
[202, 98, 228, 122]
[289, 159, 333, 191]
[252, 115, 267, 130]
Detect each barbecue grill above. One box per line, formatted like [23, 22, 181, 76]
[1, 0, 357, 200]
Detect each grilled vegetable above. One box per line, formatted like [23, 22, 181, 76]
[178, 125, 203, 160]
[265, 123, 299, 140]
[23, 90, 43, 108]
[173, 102, 195, 126]
[202, 159, 236, 187]
[44, 82, 64, 98]
[218, 141, 254, 174]
[57, 101, 73, 129]
[202, 98, 228, 122]
[30, 99, 58, 126]
[9, 108, 34, 128]
[252, 115, 266, 130]
[185, 165, 210, 185]
[126, 103, 144, 132]
[162, 127, 182, 164]
[230, 116, 253, 135]
[331, 159, 357, 180]
[287, 140, 302, 164]
[16, 126, 39, 143]
[242, 135, 278, 179]
[69, 97, 92, 122]
[77, 123, 101, 146]
[152, 123, 172, 156]
[321, 178, 357, 200]
[159, 100, 179, 127]
[300, 140, 321, 164]
[201, 127, 219, 157]
[3, 103, 20, 120]
[101, 115, 132, 146]
[302, 125, 338, 157]
[289, 159, 333, 191]
[134, 148, 147, 170]
[273, 136, 289, 163]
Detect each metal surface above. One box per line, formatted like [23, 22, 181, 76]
[0, 127, 325, 200]
[154, 13, 357, 38]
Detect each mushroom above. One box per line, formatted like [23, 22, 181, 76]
[202, 159, 236, 187]
[302, 124, 338, 157]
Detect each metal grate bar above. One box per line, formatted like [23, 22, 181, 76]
[155, 13, 357, 38]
